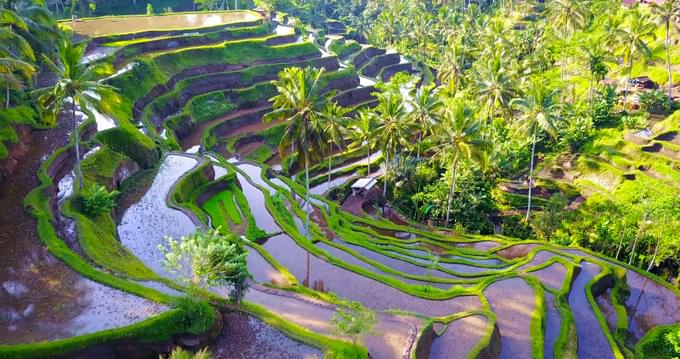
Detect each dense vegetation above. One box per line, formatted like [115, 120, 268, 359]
[256, 0, 680, 285]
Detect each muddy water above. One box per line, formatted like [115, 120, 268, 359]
[484, 277, 535, 359]
[544, 293, 561, 359]
[246, 246, 289, 286]
[528, 262, 567, 291]
[625, 270, 680, 341]
[118, 155, 199, 276]
[429, 315, 487, 359]
[309, 174, 353, 195]
[66, 11, 260, 37]
[211, 311, 322, 359]
[261, 234, 481, 316]
[568, 262, 614, 359]
[234, 167, 280, 233]
[316, 242, 452, 289]
[0, 118, 166, 344]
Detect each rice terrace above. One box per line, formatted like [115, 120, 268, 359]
[0, 0, 679, 358]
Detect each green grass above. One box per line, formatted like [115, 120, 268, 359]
[635, 323, 680, 358]
[203, 189, 243, 230]
[245, 145, 274, 163]
[0, 299, 216, 358]
[328, 38, 361, 58]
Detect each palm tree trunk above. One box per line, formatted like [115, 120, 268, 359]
[629, 228, 641, 266]
[383, 152, 389, 198]
[327, 143, 332, 190]
[665, 21, 673, 110]
[303, 127, 311, 287]
[5, 87, 9, 108]
[615, 228, 626, 260]
[526, 127, 537, 222]
[366, 144, 371, 176]
[72, 97, 83, 190]
[589, 73, 595, 112]
[623, 57, 633, 110]
[647, 236, 661, 272]
[444, 156, 459, 228]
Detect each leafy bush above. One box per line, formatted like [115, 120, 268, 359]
[639, 90, 672, 114]
[96, 124, 159, 168]
[501, 215, 532, 239]
[559, 109, 594, 151]
[592, 86, 619, 126]
[191, 92, 235, 123]
[163, 347, 212, 359]
[81, 184, 119, 217]
[621, 112, 648, 130]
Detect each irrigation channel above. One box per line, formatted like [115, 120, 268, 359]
[1, 9, 679, 359]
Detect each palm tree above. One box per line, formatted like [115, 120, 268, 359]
[510, 80, 560, 221]
[429, 100, 489, 227]
[35, 39, 122, 190]
[323, 101, 350, 189]
[1, 8, 35, 108]
[651, 0, 680, 109]
[616, 8, 656, 109]
[408, 84, 442, 160]
[372, 90, 410, 199]
[348, 109, 375, 176]
[580, 38, 610, 109]
[546, 0, 592, 80]
[264, 66, 329, 286]
[472, 51, 516, 125]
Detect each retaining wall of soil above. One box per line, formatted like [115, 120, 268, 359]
[413, 323, 436, 359]
[88, 19, 263, 47]
[478, 323, 502, 359]
[0, 125, 31, 182]
[381, 63, 413, 82]
[110, 24, 271, 67]
[137, 54, 333, 125]
[334, 86, 377, 108]
[130, 36, 307, 116]
[361, 53, 400, 78]
[352, 47, 386, 69]
[46, 309, 223, 359]
[195, 176, 237, 208]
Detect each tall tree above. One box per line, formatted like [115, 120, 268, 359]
[1, 8, 35, 107]
[323, 101, 350, 190]
[408, 84, 442, 160]
[429, 100, 489, 227]
[372, 89, 409, 199]
[264, 66, 328, 286]
[510, 80, 560, 221]
[616, 8, 656, 109]
[546, 0, 592, 80]
[472, 50, 516, 125]
[348, 109, 375, 176]
[651, 0, 680, 109]
[35, 39, 121, 189]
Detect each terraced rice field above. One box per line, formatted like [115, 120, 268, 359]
[3, 10, 679, 359]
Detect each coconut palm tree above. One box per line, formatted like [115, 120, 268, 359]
[510, 80, 560, 221]
[348, 109, 375, 176]
[1, 8, 35, 108]
[408, 84, 442, 160]
[34, 39, 121, 190]
[372, 89, 410, 199]
[616, 8, 656, 109]
[580, 37, 610, 109]
[546, 0, 592, 80]
[429, 100, 489, 227]
[472, 51, 516, 125]
[265, 66, 329, 237]
[651, 0, 680, 109]
[264, 66, 329, 287]
[323, 101, 350, 189]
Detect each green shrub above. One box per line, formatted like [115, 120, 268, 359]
[621, 112, 648, 130]
[639, 90, 672, 114]
[97, 124, 159, 168]
[163, 347, 212, 359]
[501, 215, 533, 239]
[592, 86, 619, 126]
[191, 92, 235, 123]
[81, 184, 119, 217]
